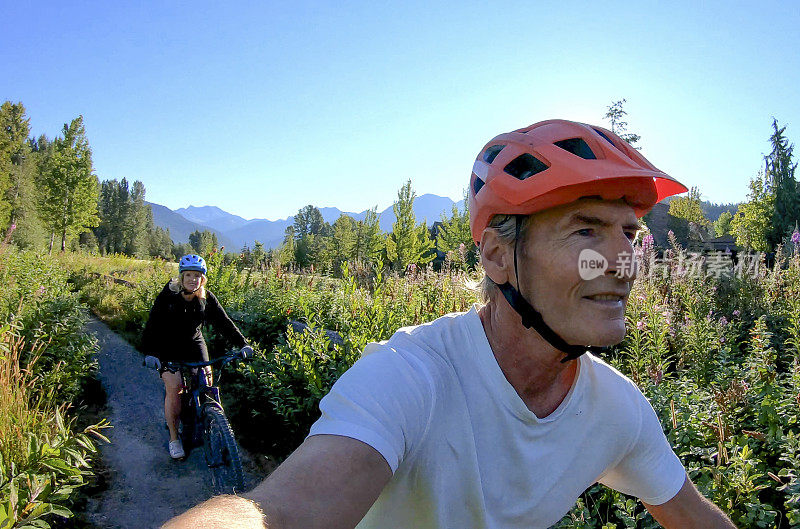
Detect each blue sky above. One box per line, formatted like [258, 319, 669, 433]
[3, 1, 799, 221]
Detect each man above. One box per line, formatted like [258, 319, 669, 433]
[164, 119, 736, 528]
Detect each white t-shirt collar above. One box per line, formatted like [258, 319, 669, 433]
[464, 304, 586, 424]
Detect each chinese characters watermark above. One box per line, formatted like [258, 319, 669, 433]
[577, 250, 764, 280]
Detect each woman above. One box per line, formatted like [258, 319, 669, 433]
[142, 253, 252, 459]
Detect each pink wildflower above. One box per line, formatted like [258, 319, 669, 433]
[642, 234, 654, 253]
[636, 321, 645, 330]
[733, 310, 741, 318]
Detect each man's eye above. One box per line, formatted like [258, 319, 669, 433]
[576, 229, 593, 236]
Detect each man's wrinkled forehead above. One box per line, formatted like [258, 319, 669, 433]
[553, 199, 641, 232]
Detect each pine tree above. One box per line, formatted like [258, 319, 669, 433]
[353, 207, 383, 267]
[385, 180, 434, 272]
[97, 178, 130, 253]
[126, 180, 149, 256]
[764, 119, 798, 249]
[603, 99, 641, 147]
[0, 101, 31, 230]
[148, 225, 173, 259]
[188, 229, 218, 255]
[36, 116, 100, 253]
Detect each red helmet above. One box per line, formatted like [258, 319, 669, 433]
[469, 119, 688, 244]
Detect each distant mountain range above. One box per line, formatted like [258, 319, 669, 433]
[150, 195, 740, 253]
[148, 194, 465, 252]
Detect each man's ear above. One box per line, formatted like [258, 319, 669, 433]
[480, 229, 513, 287]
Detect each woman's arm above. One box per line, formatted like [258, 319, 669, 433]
[204, 291, 247, 348]
[140, 285, 171, 357]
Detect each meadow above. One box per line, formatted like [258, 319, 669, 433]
[4, 240, 800, 527]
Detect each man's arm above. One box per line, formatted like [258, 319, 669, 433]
[161, 434, 392, 529]
[643, 475, 737, 529]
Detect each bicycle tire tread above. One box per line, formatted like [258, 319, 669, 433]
[202, 404, 244, 495]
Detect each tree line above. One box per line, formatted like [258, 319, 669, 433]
[4, 98, 795, 270]
[665, 119, 797, 252]
[239, 180, 477, 276]
[0, 101, 224, 259]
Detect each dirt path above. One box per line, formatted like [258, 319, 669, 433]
[83, 317, 263, 528]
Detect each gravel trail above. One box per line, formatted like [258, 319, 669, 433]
[83, 317, 263, 528]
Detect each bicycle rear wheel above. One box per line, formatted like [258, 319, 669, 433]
[202, 404, 244, 494]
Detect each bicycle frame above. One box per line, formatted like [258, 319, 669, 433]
[148, 350, 248, 493]
[162, 354, 238, 443]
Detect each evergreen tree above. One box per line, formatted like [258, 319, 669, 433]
[148, 225, 173, 259]
[188, 229, 218, 255]
[96, 178, 130, 253]
[291, 205, 330, 269]
[251, 241, 267, 271]
[329, 214, 357, 273]
[603, 99, 641, 147]
[385, 180, 434, 272]
[730, 173, 774, 252]
[126, 180, 149, 256]
[293, 205, 328, 238]
[353, 207, 383, 266]
[435, 194, 477, 269]
[0, 101, 31, 230]
[173, 242, 193, 258]
[36, 116, 100, 253]
[0, 106, 46, 249]
[764, 119, 798, 249]
[279, 225, 296, 267]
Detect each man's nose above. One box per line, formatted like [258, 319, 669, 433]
[605, 236, 637, 282]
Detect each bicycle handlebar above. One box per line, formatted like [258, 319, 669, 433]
[143, 349, 252, 371]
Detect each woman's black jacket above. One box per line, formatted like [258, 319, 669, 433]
[141, 281, 246, 363]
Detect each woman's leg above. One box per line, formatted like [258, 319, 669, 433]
[161, 370, 183, 442]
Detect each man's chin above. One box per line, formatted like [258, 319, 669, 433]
[582, 324, 626, 347]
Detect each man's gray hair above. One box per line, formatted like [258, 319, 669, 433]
[479, 214, 532, 302]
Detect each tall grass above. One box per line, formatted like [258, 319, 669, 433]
[0, 320, 50, 468]
[0, 248, 109, 528]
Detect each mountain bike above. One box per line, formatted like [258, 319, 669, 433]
[145, 350, 251, 495]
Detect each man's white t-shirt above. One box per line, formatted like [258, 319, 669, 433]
[308, 306, 686, 528]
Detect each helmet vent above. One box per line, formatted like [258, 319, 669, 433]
[554, 138, 596, 160]
[472, 176, 485, 195]
[483, 145, 505, 164]
[504, 154, 549, 180]
[592, 128, 617, 148]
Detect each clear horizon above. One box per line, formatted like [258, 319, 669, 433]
[4, 1, 799, 220]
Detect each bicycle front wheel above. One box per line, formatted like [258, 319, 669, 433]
[201, 404, 244, 495]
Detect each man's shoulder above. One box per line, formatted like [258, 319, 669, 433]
[373, 309, 474, 357]
[582, 353, 646, 402]
[359, 310, 475, 382]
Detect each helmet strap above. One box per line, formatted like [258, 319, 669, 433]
[497, 215, 608, 363]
